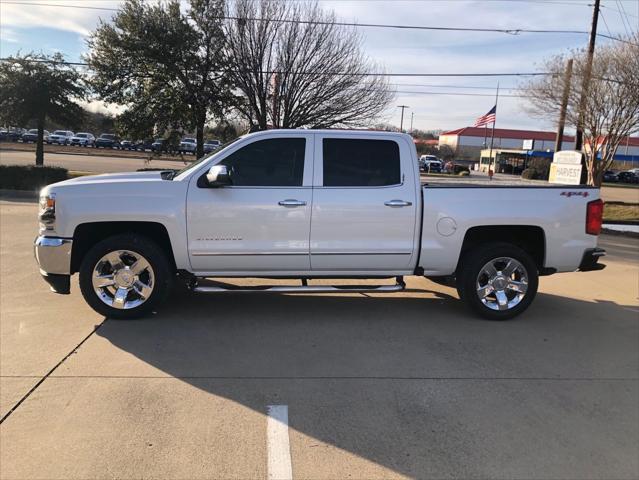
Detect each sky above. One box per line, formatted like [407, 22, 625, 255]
[1, 0, 638, 133]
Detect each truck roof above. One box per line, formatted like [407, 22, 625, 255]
[245, 129, 413, 141]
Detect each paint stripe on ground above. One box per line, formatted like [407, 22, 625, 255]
[267, 405, 293, 480]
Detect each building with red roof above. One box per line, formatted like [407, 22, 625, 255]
[438, 126, 639, 161]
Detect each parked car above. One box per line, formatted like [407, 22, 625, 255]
[602, 170, 618, 183]
[95, 133, 120, 149]
[203, 139, 222, 154]
[22, 129, 49, 143]
[419, 155, 443, 173]
[34, 129, 606, 321]
[69, 133, 95, 147]
[179, 137, 196, 154]
[0, 127, 25, 142]
[617, 171, 639, 184]
[48, 130, 74, 145]
[151, 139, 165, 152]
[134, 139, 154, 152]
[119, 140, 134, 150]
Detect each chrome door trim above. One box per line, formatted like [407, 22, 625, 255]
[191, 252, 308, 256]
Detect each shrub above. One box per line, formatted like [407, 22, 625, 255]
[527, 157, 552, 180]
[0, 165, 68, 191]
[521, 168, 537, 180]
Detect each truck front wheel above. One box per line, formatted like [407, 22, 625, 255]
[458, 242, 538, 320]
[79, 234, 172, 319]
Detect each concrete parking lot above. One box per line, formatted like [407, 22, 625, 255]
[1, 199, 638, 479]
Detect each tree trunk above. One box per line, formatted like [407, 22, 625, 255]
[35, 117, 45, 166]
[196, 119, 205, 159]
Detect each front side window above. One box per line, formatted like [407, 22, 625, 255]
[220, 138, 306, 187]
[323, 138, 401, 187]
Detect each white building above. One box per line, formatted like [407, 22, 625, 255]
[439, 127, 639, 161]
[439, 127, 575, 160]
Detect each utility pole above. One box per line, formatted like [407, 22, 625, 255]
[575, 0, 600, 151]
[410, 112, 414, 133]
[398, 105, 409, 132]
[554, 58, 573, 153]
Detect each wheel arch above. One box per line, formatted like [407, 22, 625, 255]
[71, 221, 177, 274]
[456, 225, 546, 273]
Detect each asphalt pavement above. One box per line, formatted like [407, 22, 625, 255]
[1, 199, 637, 479]
[0, 150, 189, 174]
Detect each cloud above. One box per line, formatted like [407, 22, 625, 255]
[0, 26, 19, 43]
[0, 1, 119, 37]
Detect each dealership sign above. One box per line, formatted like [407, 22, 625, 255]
[549, 150, 583, 185]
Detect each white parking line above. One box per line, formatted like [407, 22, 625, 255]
[267, 405, 293, 480]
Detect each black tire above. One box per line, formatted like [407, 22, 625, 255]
[79, 234, 173, 319]
[457, 242, 538, 320]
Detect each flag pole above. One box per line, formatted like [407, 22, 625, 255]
[488, 82, 500, 180]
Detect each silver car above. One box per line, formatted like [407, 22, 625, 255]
[179, 137, 197, 154]
[48, 130, 75, 145]
[69, 132, 95, 147]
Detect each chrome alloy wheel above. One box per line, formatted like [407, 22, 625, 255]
[476, 257, 528, 311]
[91, 250, 155, 310]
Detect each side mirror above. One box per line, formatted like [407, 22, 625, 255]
[205, 165, 231, 187]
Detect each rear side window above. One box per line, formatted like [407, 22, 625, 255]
[323, 138, 401, 187]
[221, 138, 306, 187]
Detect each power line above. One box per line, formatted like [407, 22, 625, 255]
[1, 0, 635, 45]
[0, 57, 552, 77]
[389, 82, 517, 90]
[394, 90, 529, 98]
[600, 4, 639, 20]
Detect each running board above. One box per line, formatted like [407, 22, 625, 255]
[192, 277, 405, 294]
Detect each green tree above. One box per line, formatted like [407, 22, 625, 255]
[0, 53, 85, 166]
[87, 0, 233, 158]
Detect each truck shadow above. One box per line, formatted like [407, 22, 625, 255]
[95, 281, 639, 478]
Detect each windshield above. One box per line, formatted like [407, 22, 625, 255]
[77, 133, 88, 138]
[53, 130, 66, 135]
[101, 134, 116, 139]
[182, 138, 195, 143]
[173, 138, 241, 179]
[28, 129, 37, 134]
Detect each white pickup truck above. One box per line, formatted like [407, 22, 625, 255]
[34, 129, 606, 320]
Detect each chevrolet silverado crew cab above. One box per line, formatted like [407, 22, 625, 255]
[34, 130, 606, 320]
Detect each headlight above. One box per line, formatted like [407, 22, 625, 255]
[39, 192, 56, 227]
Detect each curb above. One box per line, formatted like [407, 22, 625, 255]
[0, 189, 39, 200]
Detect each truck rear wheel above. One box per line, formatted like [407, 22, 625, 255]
[79, 234, 172, 319]
[458, 242, 538, 320]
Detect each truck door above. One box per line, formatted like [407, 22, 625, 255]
[310, 134, 419, 271]
[186, 133, 314, 273]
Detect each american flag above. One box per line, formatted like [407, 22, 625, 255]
[474, 106, 496, 127]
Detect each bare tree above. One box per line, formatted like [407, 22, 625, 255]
[522, 35, 639, 186]
[225, 0, 394, 130]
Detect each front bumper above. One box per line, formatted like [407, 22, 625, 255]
[578, 248, 606, 272]
[34, 236, 73, 294]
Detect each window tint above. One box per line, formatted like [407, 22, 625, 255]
[221, 138, 306, 187]
[323, 139, 401, 187]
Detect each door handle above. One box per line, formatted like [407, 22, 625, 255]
[384, 199, 412, 207]
[278, 199, 307, 207]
